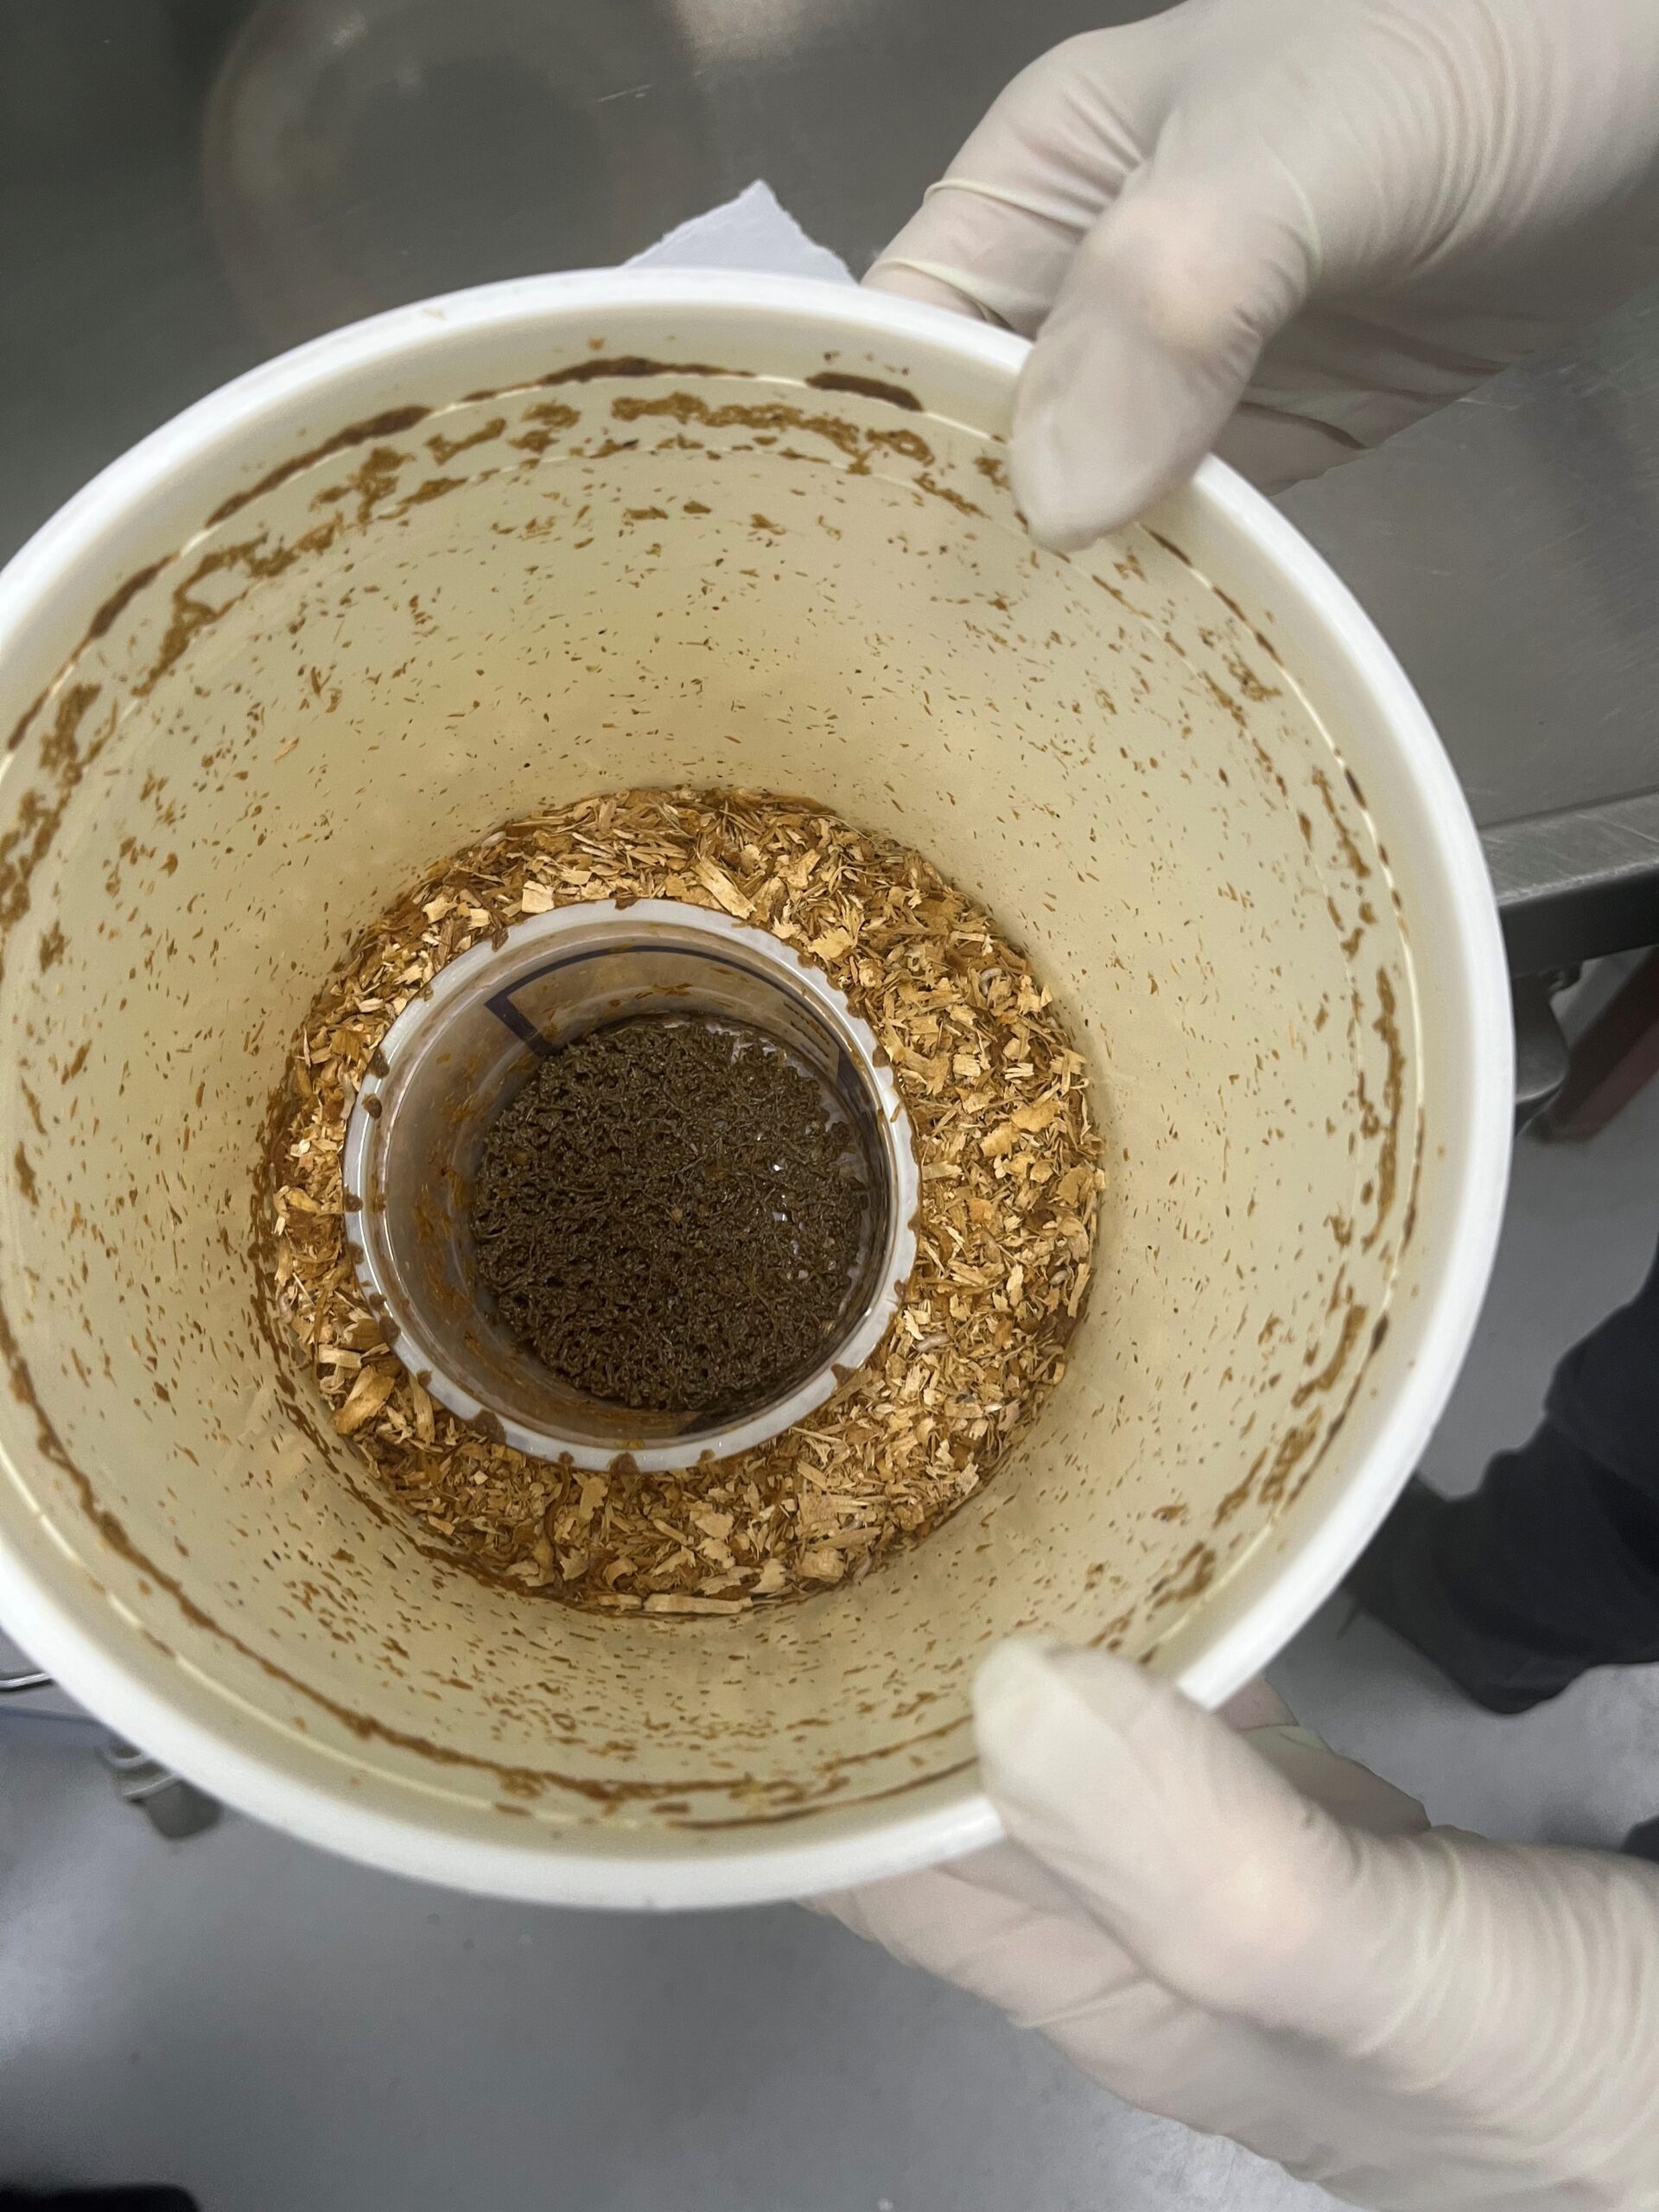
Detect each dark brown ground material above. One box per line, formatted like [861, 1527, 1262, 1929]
[469, 1015, 869, 1414]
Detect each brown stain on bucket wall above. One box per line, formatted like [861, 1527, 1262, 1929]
[139, 526, 346, 696]
[1362, 969, 1406, 1253]
[207, 405, 433, 527]
[1292, 1299, 1368, 1408]
[0, 683, 106, 985]
[542, 354, 741, 387]
[5, 690, 47, 756]
[86, 560, 168, 642]
[805, 370, 924, 411]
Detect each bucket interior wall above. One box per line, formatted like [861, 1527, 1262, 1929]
[0, 301, 1426, 1870]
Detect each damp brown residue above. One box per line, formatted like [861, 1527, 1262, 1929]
[608, 391, 941, 483]
[1361, 968, 1405, 1253]
[13, 1142, 38, 1205]
[37, 922, 65, 970]
[1283, 1307, 1390, 1513]
[426, 418, 505, 467]
[671, 1754, 977, 1831]
[1214, 1447, 1268, 1528]
[1292, 1299, 1368, 1408]
[661, 1708, 985, 1829]
[1144, 527, 1193, 569]
[0, 683, 105, 988]
[1256, 1414, 1321, 1511]
[509, 400, 581, 455]
[805, 369, 923, 411]
[138, 525, 343, 697]
[391, 475, 467, 518]
[542, 355, 743, 388]
[87, 560, 168, 642]
[1311, 768, 1372, 882]
[1224, 652, 1279, 703]
[1199, 668, 1248, 734]
[315, 446, 413, 531]
[1401, 1107, 1426, 1249]
[913, 470, 983, 518]
[1212, 585, 1287, 671]
[6, 690, 46, 755]
[974, 452, 1010, 492]
[457, 357, 754, 408]
[866, 426, 933, 468]
[1152, 1541, 1217, 1609]
[207, 405, 431, 527]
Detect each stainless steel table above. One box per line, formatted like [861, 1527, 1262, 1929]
[5, 0, 1659, 973]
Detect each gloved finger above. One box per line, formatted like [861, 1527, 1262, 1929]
[864, 23, 1182, 337]
[912, 1836, 1082, 1920]
[1216, 1676, 1429, 1838]
[862, 262, 1005, 325]
[812, 1853, 1145, 2027]
[813, 1852, 1320, 2126]
[1242, 1726, 1428, 1840]
[975, 1640, 1435, 2046]
[868, 179, 1085, 338]
[1011, 143, 1317, 547]
[1212, 402, 1370, 494]
[1218, 1676, 1294, 1731]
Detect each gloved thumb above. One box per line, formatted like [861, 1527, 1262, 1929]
[975, 1640, 1437, 2044]
[1012, 147, 1315, 549]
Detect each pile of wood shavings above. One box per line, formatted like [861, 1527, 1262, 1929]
[265, 790, 1103, 1613]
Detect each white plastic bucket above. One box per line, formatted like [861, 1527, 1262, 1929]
[0, 272, 1511, 1906]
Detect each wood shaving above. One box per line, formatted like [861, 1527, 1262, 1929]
[264, 789, 1103, 1612]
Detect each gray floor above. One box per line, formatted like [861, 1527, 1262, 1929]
[3, 1073, 1657, 2211]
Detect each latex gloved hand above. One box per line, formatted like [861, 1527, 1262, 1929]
[868, 0, 1659, 544]
[818, 1643, 1659, 2210]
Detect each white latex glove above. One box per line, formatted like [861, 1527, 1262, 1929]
[819, 1643, 1659, 2209]
[868, 0, 1659, 545]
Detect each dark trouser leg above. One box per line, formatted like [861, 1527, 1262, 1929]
[1348, 1235, 1659, 1713]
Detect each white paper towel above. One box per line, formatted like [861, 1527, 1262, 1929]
[624, 180, 855, 286]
